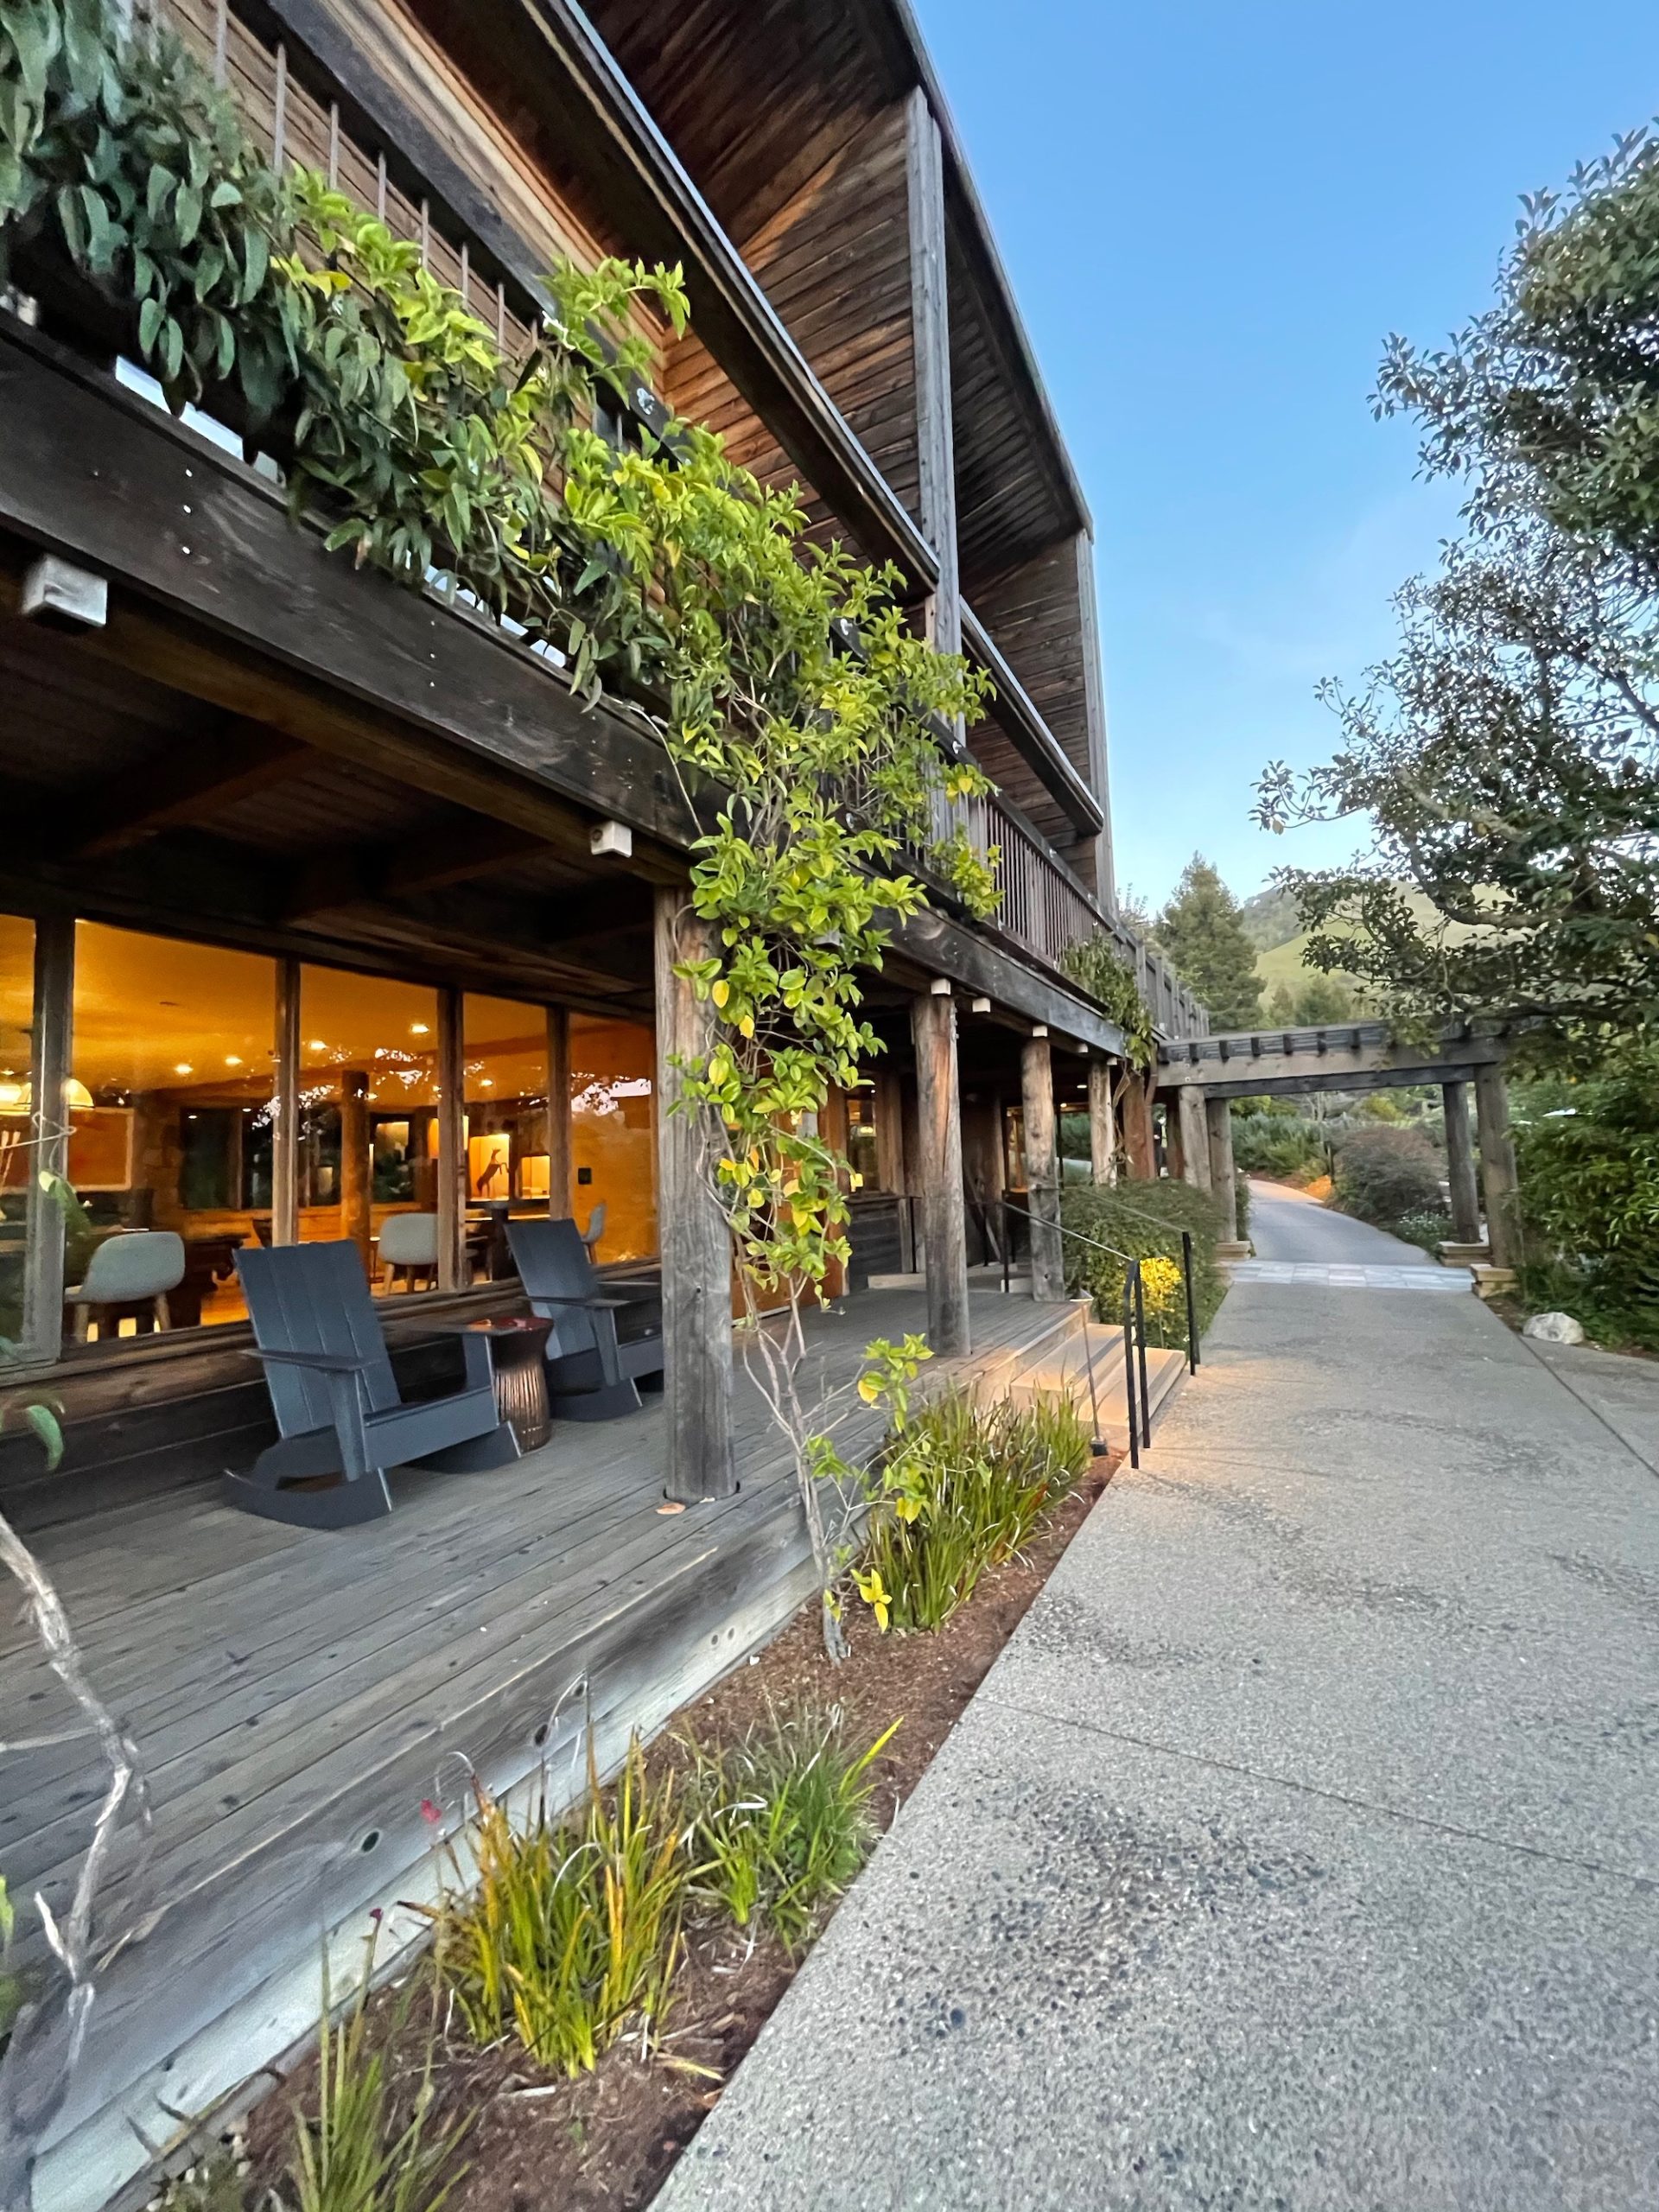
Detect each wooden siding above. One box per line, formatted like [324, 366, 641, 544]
[974, 540, 1095, 788]
[6, 1290, 1080, 2212]
[739, 104, 922, 531]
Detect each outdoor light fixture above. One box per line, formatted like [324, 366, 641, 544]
[591, 820, 632, 858]
[20, 553, 107, 629]
[929, 976, 951, 996]
[970, 996, 992, 1014]
[1031, 1024, 1048, 1038]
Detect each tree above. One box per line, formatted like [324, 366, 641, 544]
[1375, 125, 1659, 575]
[1154, 858, 1264, 1030]
[1255, 523, 1659, 1056]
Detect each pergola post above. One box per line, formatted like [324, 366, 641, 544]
[911, 985, 969, 1357]
[1021, 1031, 1065, 1301]
[1205, 1096, 1238, 1240]
[1122, 1070, 1156, 1179]
[1473, 1061, 1521, 1270]
[1442, 1079, 1481, 1247]
[654, 887, 737, 1501]
[1087, 1058, 1117, 1185]
[1177, 1086, 1211, 1192]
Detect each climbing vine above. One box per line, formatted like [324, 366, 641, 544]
[2, 0, 1003, 1655]
[1060, 933, 1154, 1071]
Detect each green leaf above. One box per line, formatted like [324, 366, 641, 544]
[174, 180, 202, 246]
[138, 292, 164, 356]
[22, 1401, 64, 1472]
[145, 162, 172, 223]
[240, 222, 268, 303]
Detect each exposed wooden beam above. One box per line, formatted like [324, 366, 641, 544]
[378, 817, 553, 900]
[62, 716, 309, 859]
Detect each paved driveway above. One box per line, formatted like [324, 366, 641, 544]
[661, 1268, 1659, 2210]
[1246, 1175, 1443, 1266]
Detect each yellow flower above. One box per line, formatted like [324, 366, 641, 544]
[853, 1566, 891, 1630]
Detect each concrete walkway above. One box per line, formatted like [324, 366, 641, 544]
[1247, 1174, 1443, 1266]
[662, 1259, 1659, 2208]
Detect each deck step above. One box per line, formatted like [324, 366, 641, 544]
[1007, 1319, 1189, 1452]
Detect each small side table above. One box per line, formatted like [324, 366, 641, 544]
[462, 1317, 555, 1451]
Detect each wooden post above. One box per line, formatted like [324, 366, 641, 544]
[1021, 1033, 1065, 1301]
[22, 915, 73, 1364]
[339, 1069, 372, 1275]
[906, 86, 960, 658]
[271, 957, 300, 1244]
[910, 987, 969, 1357]
[1177, 1087, 1211, 1192]
[435, 985, 466, 1291]
[1474, 1061, 1520, 1269]
[545, 1004, 572, 1218]
[1205, 1096, 1238, 1240]
[1442, 1079, 1481, 1247]
[822, 1083, 849, 1300]
[654, 887, 736, 1501]
[1087, 1058, 1117, 1185]
[1122, 1069, 1156, 1180]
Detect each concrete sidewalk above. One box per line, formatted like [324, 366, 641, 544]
[660, 1281, 1659, 2211]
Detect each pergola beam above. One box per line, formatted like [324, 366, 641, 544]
[62, 716, 310, 858]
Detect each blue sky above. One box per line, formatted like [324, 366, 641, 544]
[912, 0, 1659, 909]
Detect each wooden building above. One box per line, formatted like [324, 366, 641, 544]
[0, 3, 1206, 2204]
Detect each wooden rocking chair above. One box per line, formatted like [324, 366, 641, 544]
[226, 1241, 518, 1529]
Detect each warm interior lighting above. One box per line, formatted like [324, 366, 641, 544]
[174, 1062, 194, 1076]
[2, 1076, 99, 1110]
[308, 1039, 327, 1052]
[225, 1054, 243, 1067]
[410, 1021, 430, 1035]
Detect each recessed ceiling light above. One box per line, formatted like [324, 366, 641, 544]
[174, 1062, 194, 1075]
[308, 1039, 327, 1052]
[410, 1022, 430, 1036]
[225, 1054, 244, 1067]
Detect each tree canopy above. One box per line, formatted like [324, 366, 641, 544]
[1256, 124, 1659, 1064]
[1155, 857, 1263, 1030]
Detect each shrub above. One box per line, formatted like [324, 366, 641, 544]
[423, 1738, 690, 2077]
[1390, 1207, 1452, 1253]
[1230, 1111, 1330, 1183]
[1330, 1125, 1443, 1225]
[857, 1389, 1088, 1634]
[1513, 1057, 1659, 1348]
[683, 1703, 895, 1952]
[1058, 1179, 1228, 1348]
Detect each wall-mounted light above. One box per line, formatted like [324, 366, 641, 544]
[591, 820, 632, 859]
[21, 554, 107, 629]
[970, 996, 992, 1014]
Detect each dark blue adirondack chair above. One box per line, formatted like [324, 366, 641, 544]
[505, 1217, 664, 1421]
[226, 1241, 518, 1528]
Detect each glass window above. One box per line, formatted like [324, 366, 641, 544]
[845, 1093, 881, 1192]
[569, 1014, 657, 1264]
[299, 966, 439, 1293]
[463, 995, 549, 1207]
[69, 924, 276, 1337]
[0, 915, 35, 1342]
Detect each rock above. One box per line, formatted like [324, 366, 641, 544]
[1523, 1310, 1586, 1344]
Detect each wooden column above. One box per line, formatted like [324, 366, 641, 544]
[1442, 1079, 1481, 1247]
[339, 1069, 372, 1274]
[1177, 1087, 1211, 1192]
[1087, 1059, 1117, 1185]
[1021, 1033, 1065, 1301]
[906, 86, 960, 658]
[1474, 1061, 1520, 1269]
[271, 957, 300, 1244]
[545, 1004, 572, 1219]
[435, 985, 466, 1291]
[22, 915, 74, 1364]
[1205, 1096, 1238, 1240]
[1122, 1070, 1156, 1180]
[654, 887, 736, 1501]
[821, 1083, 850, 1300]
[910, 987, 969, 1357]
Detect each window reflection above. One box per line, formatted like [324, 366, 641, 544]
[0, 915, 35, 1341]
[569, 1014, 656, 1263]
[67, 924, 276, 1337]
[298, 967, 438, 1291]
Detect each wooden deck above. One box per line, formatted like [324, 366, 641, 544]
[3, 1288, 1081, 2212]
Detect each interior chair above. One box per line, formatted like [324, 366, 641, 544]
[378, 1210, 440, 1292]
[506, 1215, 662, 1421]
[581, 1201, 607, 1257]
[65, 1229, 186, 1342]
[227, 1240, 518, 1529]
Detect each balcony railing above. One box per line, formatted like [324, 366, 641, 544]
[917, 787, 1208, 1041]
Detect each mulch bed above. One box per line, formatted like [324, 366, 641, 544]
[232, 1458, 1118, 2212]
